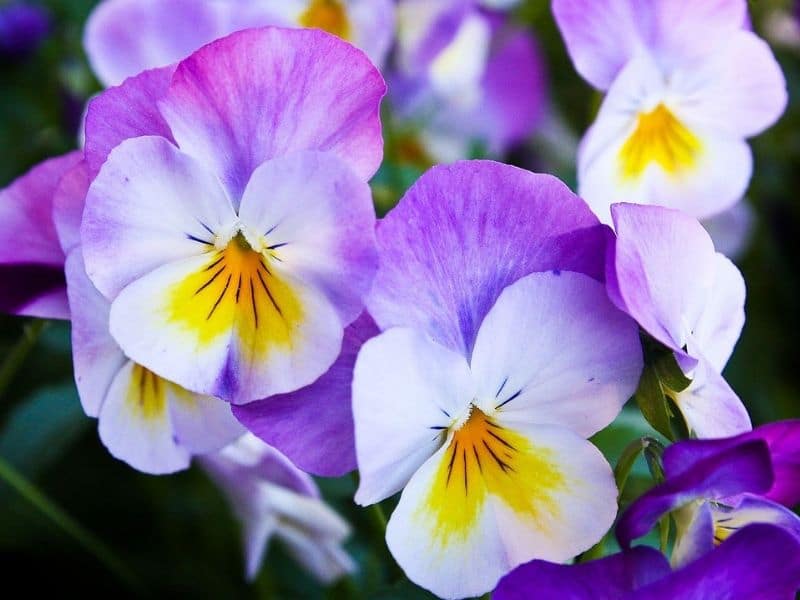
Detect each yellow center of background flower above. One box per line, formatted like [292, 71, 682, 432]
[127, 364, 167, 420]
[421, 407, 565, 546]
[619, 103, 702, 181]
[299, 0, 352, 41]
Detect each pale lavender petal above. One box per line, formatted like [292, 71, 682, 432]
[233, 312, 377, 477]
[368, 160, 605, 358]
[52, 159, 89, 255]
[159, 27, 385, 203]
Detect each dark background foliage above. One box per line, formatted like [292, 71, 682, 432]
[1, 0, 797, 597]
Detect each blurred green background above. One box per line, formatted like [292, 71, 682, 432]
[1, 0, 798, 597]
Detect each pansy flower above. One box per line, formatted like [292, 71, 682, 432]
[607, 203, 749, 438]
[553, 0, 787, 223]
[617, 420, 800, 567]
[84, 0, 395, 87]
[353, 161, 644, 598]
[495, 524, 800, 600]
[80, 27, 383, 405]
[391, 0, 545, 162]
[199, 434, 355, 582]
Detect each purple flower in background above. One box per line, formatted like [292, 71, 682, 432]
[607, 203, 750, 438]
[617, 421, 800, 568]
[391, 1, 546, 161]
[352, 161, 643, 597]
[84, 0, 395, 87]
[553, 0, 787, 224]
[80, 28, 383, 405]
[495, 524, 800, 600]
[0, 3, 50, 57]
[199, 434, 355, 582]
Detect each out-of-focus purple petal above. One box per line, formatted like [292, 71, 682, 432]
[233, 312, 378, 477]
[616, 440, 773, 547]
[0, 3, 50, 56]
[368, 160, 605, 358]
[83, 65, 175, 179]
[52, 159, 89, 255]
[495, 546, 670, 600]
[702, 201, 754, 260]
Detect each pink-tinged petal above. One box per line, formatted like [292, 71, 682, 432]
[83, 65, 175, 179]
[52, 159, 89, 255]
[608, 203, 717, 360]
[0, 151, 81, 319]
[168, 390, 244, 455]
[159, 27, 386, 203]
[470, 271, 642, 438]
[65, 250, 126, 418]
[671, 31, 787, 139]
[237, 150, 377, 325]
[82, 135, 237, 299]
[233, 312, 379, 477]
[368, 160, 605, 358]
[84, 0, 225, 87]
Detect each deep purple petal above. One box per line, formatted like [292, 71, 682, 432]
[495, 546, 670, 600]
[233, 312, 379, 477]
[616, 440, 773, 547]
[367, 160, 604, 358]
[0, 4, 50, 56]
[83, 65, 176, 179]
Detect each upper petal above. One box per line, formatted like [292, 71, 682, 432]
[158, 27, 386, 202]
[470, 271, 642, 438]
[368, 160, 605, 358]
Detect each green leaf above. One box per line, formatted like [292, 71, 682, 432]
[634, 365, 674, 440]
[652, 351, 692, 393]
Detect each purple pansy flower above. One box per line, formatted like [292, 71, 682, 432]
[553, 0, 787, 223]
[352, 161, 643, 597]
[0, 3, 50, 56]
[495, 524, 800, 599]
[607, 203, 750, 438]
[0, 151, 82, 319]
[84, 0, 395, 87]
[199, 434, 355, 583]
[617, 421, 800, 568]
[392, 1, 546, 161]
[80, 27, 384, 405]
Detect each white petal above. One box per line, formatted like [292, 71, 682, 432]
[168, 388, 244, 454]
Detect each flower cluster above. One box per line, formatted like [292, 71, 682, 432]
[0, 0, 797, 598]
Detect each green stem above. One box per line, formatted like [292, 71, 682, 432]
[0, 456, 142, 591]
[368, 502, 388, 534]
[577, 536, 605, 563]
[0, 319, 48, 399]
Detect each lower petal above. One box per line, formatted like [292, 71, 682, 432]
[168, 386, 244, 454]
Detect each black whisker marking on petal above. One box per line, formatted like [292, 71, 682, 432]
[197, 220, 215, 236]
[496, 389, 522, 409]
[267, 242, 288, 250]
[440, 408, 451, 418]
[250, 279, 259, 328]
[257, 259, 273, 277]
[256, 270, 284, 317]
[195, 265, 226, 296]
[487, 428, 516, 451]
[482, 440, 514, 473]
[207, 274, 231, 320]
[235, 274, 242, 304]
[264, 224, 278, 236]
[473, 446, 482, 474]
[429, 425, 447, 430]
[462, 447, 468, 495]
[203, 255, 225, 272]
[446, 442, 458, 486]
[495, 376, 509, 397]
[186, 233, 213, 245]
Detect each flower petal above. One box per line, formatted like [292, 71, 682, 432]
[168, 388, 244, 455]
[385, 423, 617, 598]
[470, 271, 642, 438]
[233, 312, 379, 477]
[82, 135, 237, 299]
[52, 159, 89, 255]
[352, 327, 475, 505]
[368, 160, 605, 358]
[616, 440, 773, 547]
[158, 27, 385, 202]
[237, 150, 377, 325]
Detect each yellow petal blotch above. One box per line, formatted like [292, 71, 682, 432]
[299, 0, 352, 41]
[127, 364, 168, 421]
[165, 234, 304, 361]
[619, 103, 702, 181]
[421, 407, 566, 547]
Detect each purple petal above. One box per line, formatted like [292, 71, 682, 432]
[0, 151, 82, 319]
[367, 160, 605, 358]
[158, 27, 385, 203]
[233, 312, 379, 477]
[616, 440, 773, 547]
[0, 3, 50, 56]
[52, 159, 89, 255]
[83, 65, 176, 179]
[495, 546, 670, 600]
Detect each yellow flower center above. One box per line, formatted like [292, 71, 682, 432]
[299, 0, 352, 41]
[127, 364, 167, 420]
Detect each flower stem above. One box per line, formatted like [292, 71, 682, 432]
[0, 319, 48, 399]
[0, 456, 143, 591]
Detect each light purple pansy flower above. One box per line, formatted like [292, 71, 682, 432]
[84, 0, 395, 87]
[607, 203, 750, 438]
[495, 524, 800, 600]
[353, 161, 643, 597]
[617, 423, 800, 568]
[80, 27, 384, 405]
[199, 434, 355, 582]
[392, 1, 545, 161]
[0, 151, 82, 319]
[553, 0, 787, 223]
